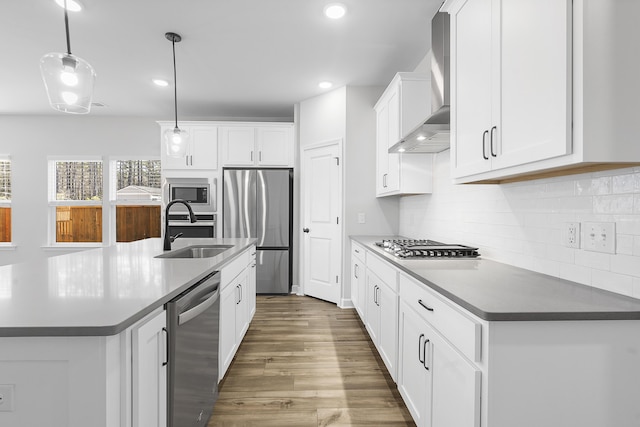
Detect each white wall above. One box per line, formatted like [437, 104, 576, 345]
[0, 115, 159, 266]
[298, 86, 399, 304]
[399, 152, 640, 299]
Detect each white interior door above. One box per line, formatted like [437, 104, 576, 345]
[302, 141, 342, 304]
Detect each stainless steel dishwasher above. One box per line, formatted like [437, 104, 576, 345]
[166, 271, 220, 427]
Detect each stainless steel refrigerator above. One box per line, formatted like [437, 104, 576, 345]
[222, 168, 293, 294]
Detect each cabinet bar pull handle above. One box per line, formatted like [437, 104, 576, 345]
[418, 333, 425, 364]
[418, 299, 434, 312]
[236, 285, 240, 304]
[259, 151, 262, 162]
[354, 263, 359, 279]
[482, 130, 489, 160]
[240, 284, 243, 302]
[162, 327, 169, 367]
[250, 151, 253, 162]
[490, 126, 497, 157]
[355, 249, 360, 254]
[423, 339, 431, 371]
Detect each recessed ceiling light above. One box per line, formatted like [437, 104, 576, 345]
[54, 0, 83, 12]
[416, 135, 427, 141]
[324, 3, 347, 19]
[318, 81, 333, 89]
[153, 79, 169, 87]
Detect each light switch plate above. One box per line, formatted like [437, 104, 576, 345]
[357, 213, 366, 224]
[0, 384, 15, 412]
[583, 222, 616, 254]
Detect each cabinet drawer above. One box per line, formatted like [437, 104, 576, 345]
[351, 241, 365, 261]
[366, 253, 398, 292]
[221, 249, 250, 288]
[400, 273, 481, 362]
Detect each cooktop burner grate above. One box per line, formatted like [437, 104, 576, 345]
[375, 239, 480, 258]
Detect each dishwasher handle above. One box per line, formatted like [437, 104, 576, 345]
[178, 288, 219, 325]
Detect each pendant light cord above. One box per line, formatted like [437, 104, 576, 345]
[172, 38, 178, 129]
[63, 0, 71, 55]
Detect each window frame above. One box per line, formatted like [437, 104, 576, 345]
[0, 155, 12, 247]
[108, 156, 162, 245]
[47, 156, 105, 247]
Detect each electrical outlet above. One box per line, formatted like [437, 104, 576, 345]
[564, 222, 580, 248]
[0, 384, 15, 412]
[583, 222, 616, 254]
[357, 213, 366, 224]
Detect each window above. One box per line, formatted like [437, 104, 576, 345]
[49, 159, 103, 244]
[0, 158, 11, 244]
[111, 159, 162, 243]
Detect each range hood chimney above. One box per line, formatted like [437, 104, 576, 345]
[389, 11, 450, 154]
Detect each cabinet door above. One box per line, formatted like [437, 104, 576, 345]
[220, 127, 256, 166]
[189, 127, 218, 169]
[235, 271, 250, 340]
[378, 281, 398, 381]
[493, 0, 571, 170]
[257, 127, 292, 166]
[376, 103, 390, 196]
[430, 327, 481, 427]
[351, 255, 365, 319]
[132, 310, 167, 427]
[398, 303, 431, 427]
[385, 89, 401, 192]
[451, 0, 493, 178]
[219, 283, 238, 379]
[365, 272, 381, 343]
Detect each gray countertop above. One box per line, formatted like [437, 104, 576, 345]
[0, 238, 256, 337]
[352, 236, 640, 321]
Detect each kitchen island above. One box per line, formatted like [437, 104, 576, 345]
[351, 235, 640, 427]
[0, 237, 256, 427]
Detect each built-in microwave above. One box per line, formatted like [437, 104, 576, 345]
[165, 177, 216, 212]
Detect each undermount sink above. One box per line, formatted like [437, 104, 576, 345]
[156, 245, 234, 259]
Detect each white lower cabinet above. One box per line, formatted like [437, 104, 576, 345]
[132, 310, 167, 427]
[219, 246, 256, 380]
[398, 300, 481, 427]
[350, 242, 366, 319]
[364, 256, 399, 381]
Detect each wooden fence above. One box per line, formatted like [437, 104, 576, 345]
[55, 205, 161, 243]
[56, 206, 102, 242]
[116, 205, 161, 242]
[0, 207, 10, 242]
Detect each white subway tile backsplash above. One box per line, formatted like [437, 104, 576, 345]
[576, 176, 611, 196]
[399, 153, 640, 299]
[616, 234, 634, 255]
[612, 174, 637, 194]
[593, 194, 634, 214]
[611, 254, 640, 277]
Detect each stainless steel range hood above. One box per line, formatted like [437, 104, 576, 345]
[389, 11, 450, 153]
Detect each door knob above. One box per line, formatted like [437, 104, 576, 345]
[303, 228, 310, 233]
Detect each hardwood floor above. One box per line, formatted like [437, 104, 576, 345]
[209, 295, 415, 427]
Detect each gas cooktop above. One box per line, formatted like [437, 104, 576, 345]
[375, 239, 480, 259]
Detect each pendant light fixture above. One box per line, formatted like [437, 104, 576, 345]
[163, 32, 189, 158]
[40, 0, 95, 114]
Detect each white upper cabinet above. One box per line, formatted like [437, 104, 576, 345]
[159, 123, 218, 170]
[220, 124, 294, 167]
[449, 0, 571, 180]
[375, 73, 433, 197]
[445, 0, 640, 183]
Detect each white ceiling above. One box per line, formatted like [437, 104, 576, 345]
[1, 0, 441, 120]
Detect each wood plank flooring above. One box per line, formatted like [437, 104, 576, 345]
[209, 295, 415, 427]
